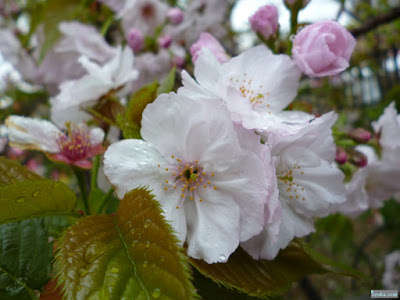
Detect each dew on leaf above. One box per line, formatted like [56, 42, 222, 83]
[144, 219, 151, 228]
[15, 196, 25, 203]
[152, 288, 161, 298]
[78, 268, 89, 277]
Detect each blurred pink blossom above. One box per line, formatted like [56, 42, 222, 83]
[249, 5, 279, 40]
[158, 34, 173, 49]
[349, 128, 371, 144]
[127, 28, 144, 52]
[190, 32, 229, 64]
[167, 8, 184, 25]
[335, 146, 347, 165]
[292, 20, 356, 77]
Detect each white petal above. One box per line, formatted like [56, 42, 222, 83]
[221, 45, 301, 113]
[276, 146, 346, 218]
[268, 112, 337, 162]
[103, 139, 169, 199]
[89, 127, 105, 145]
[208, 153, 266, 242]
[141, 93, 241, 172]
[193, 48, 224, 95]
[372, 102, 400, 151]
[185, 188, 240, 263]
[242, 201, 314, 260]
[5, 116, 61, 153]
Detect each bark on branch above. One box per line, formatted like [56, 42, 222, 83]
[350, 6, 400, 37]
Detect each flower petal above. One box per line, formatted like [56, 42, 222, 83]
[141, 93, 242, 172]
[186, 188, 240, 263]
[103, 139, 169, 199]
[5, 116, 61, 153]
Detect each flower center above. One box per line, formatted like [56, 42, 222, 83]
[159, 155, 217, 209]
[228, 73, 272, 113]
[277, 164, 307, 201]
[57, 126, 91, 161]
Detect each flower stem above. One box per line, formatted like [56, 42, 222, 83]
[73, 168, 91, 215]
[97, 188, 114, 214]
[91, 155, 100, 191]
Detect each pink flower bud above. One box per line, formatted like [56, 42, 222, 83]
[172, 56, 185, 68]
[167, 8, 184, 25]
[249, 5, 279, 40]
[349, 128, 371, 144]
[127, 28, 144, 52]
[158, 34, 172, 49]
[335, 146, 347, 165]
[350, 150, 368, 167]
[190, 32, 229, 64]
[292, 20, 356, 77]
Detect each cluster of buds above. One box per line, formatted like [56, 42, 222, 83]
[335, 128, 372, 167]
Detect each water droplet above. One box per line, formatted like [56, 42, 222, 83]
[32, 190, 40, 197]
[219, 254, 226, 262]
[152, 288, 161, 298]
[15, 196, 25, 203]
[289, 34, 296, 42]
[131, 240, 138, 247]
[144, 219, 151, 228]
[145, 241, 150, 248]
[143, 261, 148, 268]
[78, 268, 89, 277]
[110, 267, 119, 273]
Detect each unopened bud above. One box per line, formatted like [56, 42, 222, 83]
[350, 150, 368, 167]
[249, 5, 279, 40]
[158, 34, 172, 49]
[167, 8, 184, 25]
[190, 32, 229, 64]
[127, 28, 144, 52]
[335, 146, 347, 165]
[172, 56, 185, 68]
[348, 128, 371, 144]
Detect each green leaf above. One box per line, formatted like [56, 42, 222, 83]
[157, 67, 176, 96]
[0, 157, 78, 225]
[192, 268, 261, 300]
[0, 157, 42, 186]
[190, 240, 359, 298]
[55, 187, 198, 300]
[127, 81, 159, 126]
[117, 81, 159, 139]
[0, 219, 53, 300]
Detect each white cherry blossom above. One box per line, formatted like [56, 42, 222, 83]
[50, 47, 139, 127]
[242, 112, 346, 259]
[5, 116, 104, 169]
[103, 93, 275, 263]
[178, 45, 303, 130]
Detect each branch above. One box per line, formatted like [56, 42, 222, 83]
[350, 6, 400, 37]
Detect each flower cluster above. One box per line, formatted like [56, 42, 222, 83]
[104, 44, 347, 262]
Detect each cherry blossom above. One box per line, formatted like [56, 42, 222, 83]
[103, 93, 274, 263]
[179, 45, 302, 130]
[5, 116, 104, 169]
[50, 47, 139, 127]
[242, 112, 346, 259]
